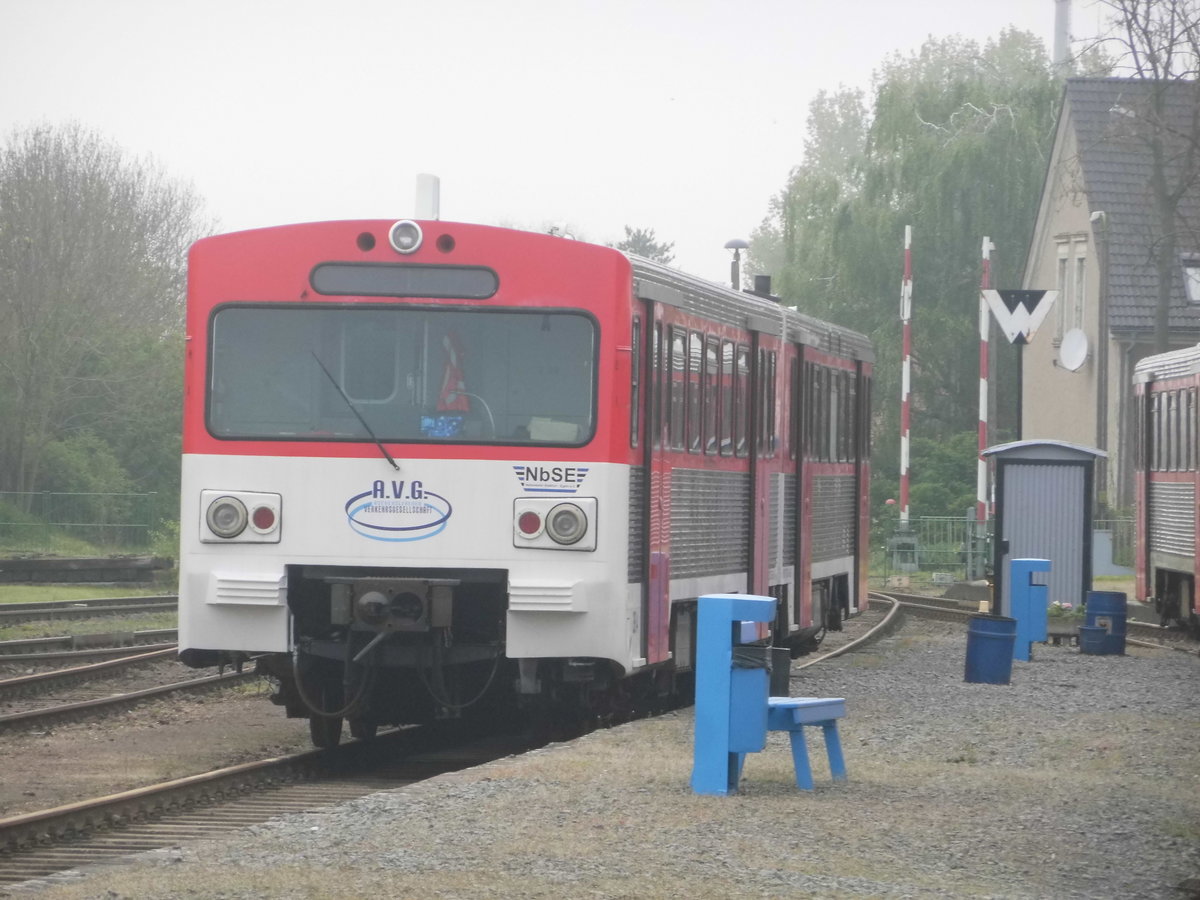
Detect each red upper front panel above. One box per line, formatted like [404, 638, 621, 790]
[184, 220, 636, 465]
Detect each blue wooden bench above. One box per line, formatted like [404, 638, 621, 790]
[762, 696, 848, 790]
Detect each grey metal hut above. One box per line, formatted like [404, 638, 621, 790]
[982, 440, 1106, 617]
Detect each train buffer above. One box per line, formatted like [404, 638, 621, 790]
[691, 593, 848, 795]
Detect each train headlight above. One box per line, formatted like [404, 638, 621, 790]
[546, 503, 587, 545]
[200, 490, 282, 543]
[206, 496, 248, 538]
[389, 219, 423, 254]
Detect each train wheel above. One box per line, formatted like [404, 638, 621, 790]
[310, 713, 343, 748]
[349, 716, 378, 741]
[308, 679, 344, 748]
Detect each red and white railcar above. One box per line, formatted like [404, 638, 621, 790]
[1134, 343, 1199, 633]
[179, 220, 873, 745]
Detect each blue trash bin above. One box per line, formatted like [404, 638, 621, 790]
[1085, 591, 1127, 655]
[1078, 625, 1107, 654]
[964, 614, 1017, 684]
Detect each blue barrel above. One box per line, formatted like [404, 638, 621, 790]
[1085, 590, 1127, 655]
[964, 614, 1017, 684]
[1078, 625, 1107, 654]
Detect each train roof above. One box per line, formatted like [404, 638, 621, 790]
[626, 255, 874, 364]
[1133, 343, 1200, 382]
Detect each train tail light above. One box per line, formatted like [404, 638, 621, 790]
[517, 510, 543, 538]
[200, 490, 281, 543]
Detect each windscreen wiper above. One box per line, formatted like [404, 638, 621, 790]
[312, 352, 400, 471]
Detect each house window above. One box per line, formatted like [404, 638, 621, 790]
[1184, 261, 1200, 304]
[1072, 240, 1087, 329]
[1055, 241, 1070, 339]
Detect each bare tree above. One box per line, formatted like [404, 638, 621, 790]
[1093, 0, 1200, 352]
[0, 123, 210, 497]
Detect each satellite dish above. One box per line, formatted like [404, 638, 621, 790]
[1059, 328, 1089, 371]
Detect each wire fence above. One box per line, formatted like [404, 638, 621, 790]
[877, 515, 1136, 587]
[0, 491, 161, 552]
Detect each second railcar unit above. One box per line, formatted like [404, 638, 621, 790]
[178, 219, 873, 745]
[1134, 343, 1199, 634]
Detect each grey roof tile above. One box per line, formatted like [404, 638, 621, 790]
[1064, 77, 1200, 335]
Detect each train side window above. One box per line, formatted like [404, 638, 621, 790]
[766, 351, 777, 458]
[1188, 389, 1197, 471]
[735, 346, 750, 457]
[704, 337, 720, 454]
[828, 368, 840, 462]
[1153, 393, 1164, 471]
[1171, 391, 1180, 472]
[651, 322, 662, 450]
[630, 317, 641, 449]
[789, 358, 800, 460]
[756, 349, 767, 455]
[720, 341, 734, 456]
[860, 375, 872, 460]
[805, 362, 817, 459]
[669, 327, 686, 450]
[687, 331, 703, 453]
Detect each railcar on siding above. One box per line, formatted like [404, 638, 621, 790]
[1134, 343, 1199, 634]
[178, 219, 873, 745]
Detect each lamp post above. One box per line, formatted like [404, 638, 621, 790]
[724, 238, 749, 291]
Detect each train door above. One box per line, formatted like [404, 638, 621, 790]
[643, 303, 671, 664]
[749, 323, 792, 645]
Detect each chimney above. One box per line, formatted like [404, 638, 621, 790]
[1053, 0, 1071, 70]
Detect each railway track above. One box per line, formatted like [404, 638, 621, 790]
[0, 649, 256, 734]
[0, 595, 178, 625]
[880, 590, 1196, 651]
[0, 629, 178, 657]
[0, 602, 906, 885]
[0, 723, 551, 885]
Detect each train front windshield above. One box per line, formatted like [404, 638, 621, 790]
[207, 305, 596, 445]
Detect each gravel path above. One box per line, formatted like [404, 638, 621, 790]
[13, 619, 1200, 899]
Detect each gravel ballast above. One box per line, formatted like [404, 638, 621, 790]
[15, 619, 1200, 899]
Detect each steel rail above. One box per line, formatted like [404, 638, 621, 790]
[0, 670, 258, 734]
[0, 647, 179, 701]
[0, 597, 177, 625]
[0, 642, 177, 664]
[0, 595, 176, 613]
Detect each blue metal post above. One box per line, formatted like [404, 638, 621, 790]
[1010, 558, 1050, 662]
[691, 594, 775, 796]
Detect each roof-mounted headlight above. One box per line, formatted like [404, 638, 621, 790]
[389, 220, 423, 254]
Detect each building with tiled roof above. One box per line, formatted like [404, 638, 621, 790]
[1022, 77, 1200, 510]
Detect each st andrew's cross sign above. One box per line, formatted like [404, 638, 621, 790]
[982, 289, 1058, 345]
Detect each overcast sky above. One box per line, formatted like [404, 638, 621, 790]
[4, 0, 1104, 283]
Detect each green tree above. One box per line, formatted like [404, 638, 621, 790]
[0, 123, 209, 509]
[614, 225, 675, 265]
[753, 30, 1061, 517]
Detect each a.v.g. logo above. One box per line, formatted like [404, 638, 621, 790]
[344, 479, 452, 542]
[512, 464, 589, 494]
